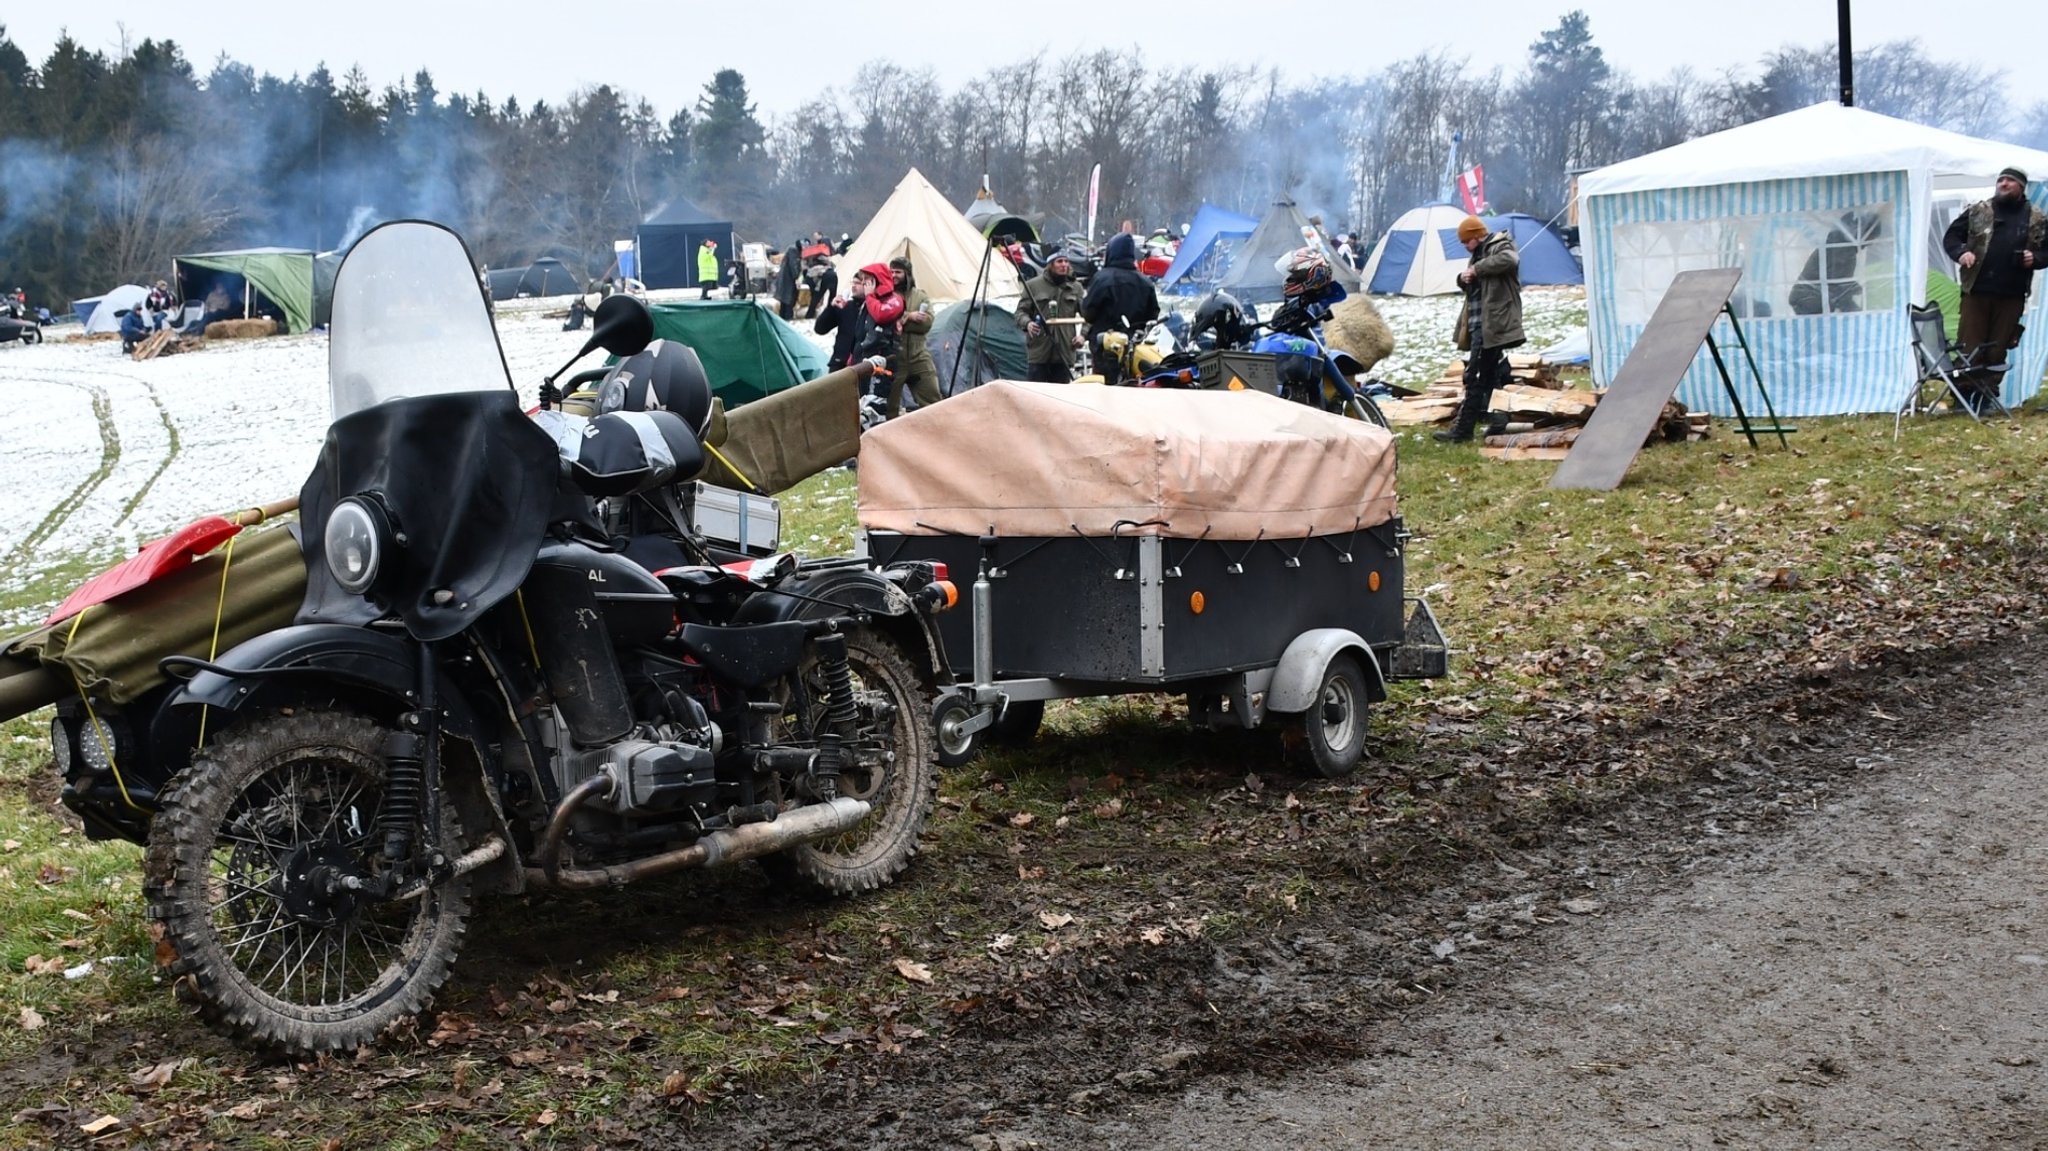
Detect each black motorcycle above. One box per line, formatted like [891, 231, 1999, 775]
[17, 220, 956, 1056]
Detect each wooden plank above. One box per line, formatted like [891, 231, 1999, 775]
[1489, 385, 1597, 418]
[1480, 446, 1574, 462]
[1552, 268, 1742, 491]
[131, 328, 174, 362]
[1380, 399, 1462, 426]
[1485, 426, 1582, 449]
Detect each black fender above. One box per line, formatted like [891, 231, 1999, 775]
[732, 566, 953, 683]
[164, 623, 528, 892]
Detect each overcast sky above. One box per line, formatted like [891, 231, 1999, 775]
[6, 1, 2043, 122]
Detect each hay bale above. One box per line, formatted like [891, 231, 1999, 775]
[205, 318, 279, 340]
[1324, 295, 1395, 373]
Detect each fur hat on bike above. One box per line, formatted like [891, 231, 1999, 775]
[1457, 215, 1488, 244]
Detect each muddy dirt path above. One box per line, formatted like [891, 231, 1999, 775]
[685, 639, 2047, 1150]
[1009, 670, 2048, 1149]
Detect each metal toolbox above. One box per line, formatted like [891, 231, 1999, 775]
[1194, 349, 1283, 394]
[690, 482, 780, 557]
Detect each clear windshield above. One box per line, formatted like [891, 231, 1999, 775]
[328, 221, 511, 419]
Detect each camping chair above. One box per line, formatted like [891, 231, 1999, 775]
[1895, 302, 2011, 438]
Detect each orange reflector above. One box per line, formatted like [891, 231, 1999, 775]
[1228, 376, 1246, 391]
[1190, 590, 1206, 614]
[939, 581, 959, 609]
[1367, 571, 1381, 592]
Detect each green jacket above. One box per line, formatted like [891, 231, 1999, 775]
[1015, 270, 1085, 364]
[697, 245, 720, 283]
[899, 285, 934, 367]
[1451, 231, 1525, 352]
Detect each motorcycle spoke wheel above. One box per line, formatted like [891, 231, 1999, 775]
[144, 710, 470, 1056]
[764, 629, 937, 897]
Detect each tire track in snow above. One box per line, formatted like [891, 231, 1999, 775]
[3, 376, 120, 572]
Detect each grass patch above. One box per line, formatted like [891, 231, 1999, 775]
[8, 359, 2048, 1141]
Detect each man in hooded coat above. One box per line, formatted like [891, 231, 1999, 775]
[1081, 232, 1160, 385]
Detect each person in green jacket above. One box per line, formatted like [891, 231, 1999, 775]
[697, 239, 720, 300]
[886, 255, 942, 416]
[1436, 215, 1524, 444]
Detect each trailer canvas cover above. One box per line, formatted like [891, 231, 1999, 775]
[856, 381, 1396, 539]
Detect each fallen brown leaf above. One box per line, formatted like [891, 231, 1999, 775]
[893, 958, 934, 984]
[1008, 811, 1036, 829]
[79, 1115, 120, 1135]
[129, 1058, 189, 1090]
[1038, 911, 1073, 931]
[18, 1006, 45, 1031]
[533, 1107, 557, 1127]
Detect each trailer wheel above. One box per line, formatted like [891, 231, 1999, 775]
[932, 695, 980, 769]
[1291, 654, 1369, 778]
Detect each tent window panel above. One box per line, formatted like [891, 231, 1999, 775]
[1611, 221, 1747, 326]
[1776, 205, 1894, 317]
[1436, 229, 1467, 260]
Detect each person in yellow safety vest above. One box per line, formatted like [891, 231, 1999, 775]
[697, 239, 720, 300]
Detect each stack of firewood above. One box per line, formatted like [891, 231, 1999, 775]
[1377, 355, 1710, 460]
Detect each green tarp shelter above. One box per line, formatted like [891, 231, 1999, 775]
[930, 300, 1029, 397]
[173, 247, 317, 334]
[648, 300, 827, 408]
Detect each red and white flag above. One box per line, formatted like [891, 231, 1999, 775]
[1458, 165, 1487, 215]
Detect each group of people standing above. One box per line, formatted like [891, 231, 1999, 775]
[1017, 230, 1161, 385]
[813, 255, 937, 419]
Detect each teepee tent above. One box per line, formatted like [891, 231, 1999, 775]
[1215, 197, 1360, 304]
[840, 169, 1022, 303]
[1580, 102, 2048, 416]
[1360, 203, 1473, 296]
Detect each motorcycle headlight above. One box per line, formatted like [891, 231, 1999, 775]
[324, 496, 391, 596]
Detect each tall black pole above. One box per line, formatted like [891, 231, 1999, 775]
[1837, 0, 1855, 107]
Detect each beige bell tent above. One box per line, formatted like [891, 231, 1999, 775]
[839, 168, 1022, 303]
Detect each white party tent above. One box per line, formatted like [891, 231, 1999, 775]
[1578, 102, 2048, 416]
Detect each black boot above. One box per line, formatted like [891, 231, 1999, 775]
[1433, 387, 1491, 443]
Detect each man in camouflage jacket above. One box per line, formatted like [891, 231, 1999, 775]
[1941, 167, 2048, 409]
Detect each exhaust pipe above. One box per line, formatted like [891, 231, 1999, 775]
[526, 796, 871, 890]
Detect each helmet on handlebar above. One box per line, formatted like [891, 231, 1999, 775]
[1190, 291, 1254, 350]
[598, 339, 715, 439]
[1279, 246, 1333, 299]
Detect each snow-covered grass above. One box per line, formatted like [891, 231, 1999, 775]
[0, 311, 601, 626]
[0, 288, 1588, 627]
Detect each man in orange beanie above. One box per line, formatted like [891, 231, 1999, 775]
[1436, 215, 1524, 443]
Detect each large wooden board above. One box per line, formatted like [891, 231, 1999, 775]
[1551, 268, 1742, 491]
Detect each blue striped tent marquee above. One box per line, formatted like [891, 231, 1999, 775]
[1579, 103, 2048, 417]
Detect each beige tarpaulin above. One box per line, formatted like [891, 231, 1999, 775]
[837, 168, 1022, 304]
[856, 381, 1398, 540]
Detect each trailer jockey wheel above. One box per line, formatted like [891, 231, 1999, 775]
[1292, 654, 1369, 778]
[931, 696, 980, 769]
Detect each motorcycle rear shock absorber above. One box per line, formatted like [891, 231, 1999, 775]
[809, 632, 860, 798]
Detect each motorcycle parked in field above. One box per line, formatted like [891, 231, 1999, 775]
[1, 220, 956, 1056]
[1189, 249, 1388, 427]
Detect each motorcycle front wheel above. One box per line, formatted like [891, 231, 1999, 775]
[764, 627, 938, 897]
[143, 709, 471, 1056]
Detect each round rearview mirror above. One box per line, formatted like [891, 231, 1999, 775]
[588, 295, 654, 359]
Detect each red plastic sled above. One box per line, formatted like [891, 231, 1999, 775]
[45, 515, 246, 626]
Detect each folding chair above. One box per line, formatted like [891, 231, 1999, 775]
[1895, 302, 2011, 438]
